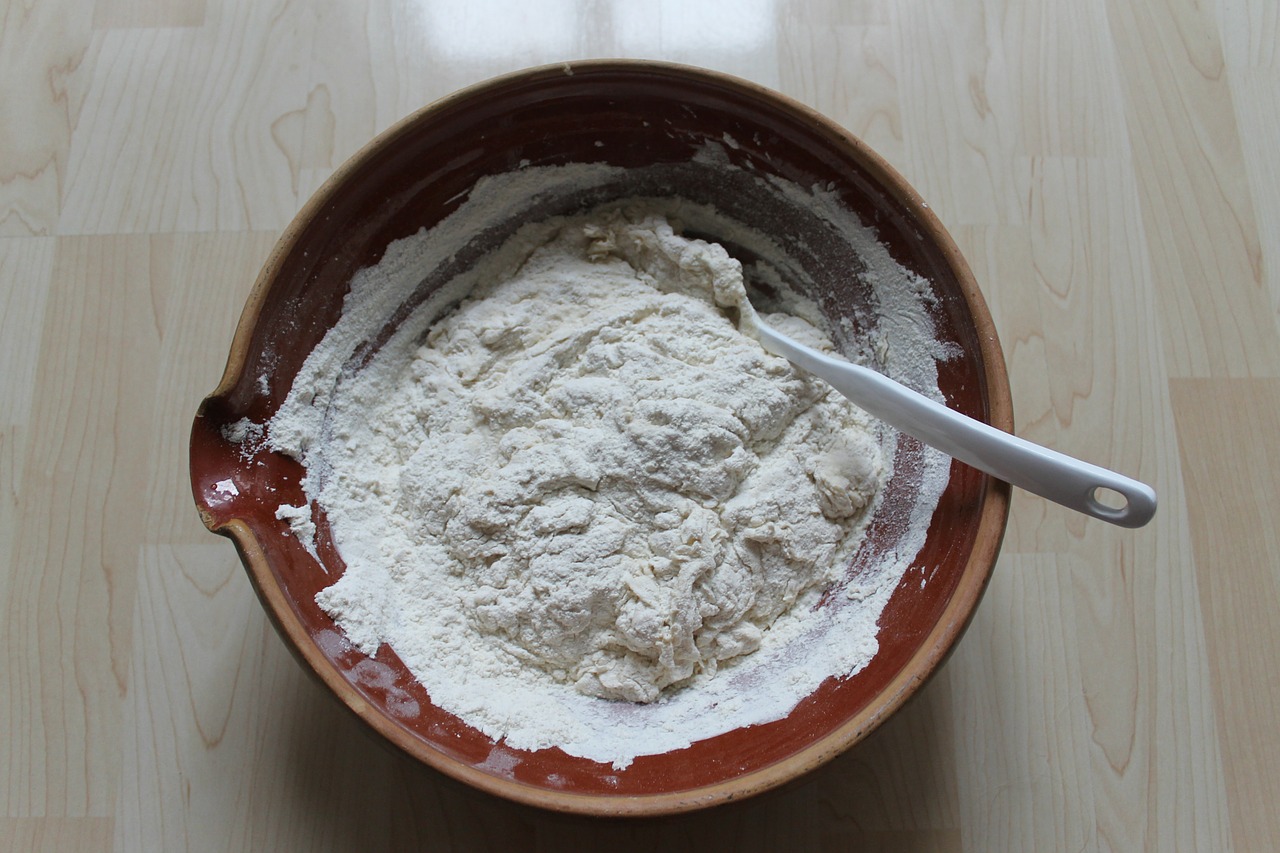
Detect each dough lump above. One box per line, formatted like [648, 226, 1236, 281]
[315, 210, 886, 703]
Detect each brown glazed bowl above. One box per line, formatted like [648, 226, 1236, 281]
[190, 60, 1010, 816]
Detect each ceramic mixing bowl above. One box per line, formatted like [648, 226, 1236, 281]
[190, 60, 1011, 816]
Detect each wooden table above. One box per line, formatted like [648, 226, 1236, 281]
[3, 0, 1277, 849]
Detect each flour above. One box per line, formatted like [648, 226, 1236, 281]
[268, 158, 952, 769]
[274, 503, 319, 561]
[222, 417, 265, 459]
[312, 210, 885, 705]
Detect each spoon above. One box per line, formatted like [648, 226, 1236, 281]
[739, 303, 1157, 528]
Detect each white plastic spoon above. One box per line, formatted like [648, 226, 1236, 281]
[740, 305, 1157, 528]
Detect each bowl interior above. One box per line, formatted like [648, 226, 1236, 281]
[191, 62, 1007, 813]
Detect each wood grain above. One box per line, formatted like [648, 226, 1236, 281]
[1106, 0, 1280, 378]
[893, 1, 1029, 227]
[0, 0, 89, 236]
[997, 0, 1130, 158]
[140, 232, 276, 542]
[3, 0, 1279, 848]
[0, 237, 55, 427]
[1228, 67, 1280, 320]
[0, 818, 112, 853]
[2, 235, 160, 817]
[92, 0, 205, 30]
[947, 555, 1099, 852]
[1171, 379, 1280, 849]
[59, 0, 315, 235]
[777, 15, 905, 170]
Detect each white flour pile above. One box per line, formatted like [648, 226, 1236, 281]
[268, 161, 952, 769]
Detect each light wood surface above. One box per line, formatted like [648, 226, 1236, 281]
[2, 0, 1277, 849]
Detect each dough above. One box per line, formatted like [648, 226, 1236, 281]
[307, 210, 886, 703]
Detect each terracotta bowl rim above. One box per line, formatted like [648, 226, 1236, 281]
[192, 58, 1012, 817]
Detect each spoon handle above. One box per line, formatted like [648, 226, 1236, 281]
[753, 323, 1157, 528]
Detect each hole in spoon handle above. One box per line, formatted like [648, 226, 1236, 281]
[1074, 476, 1156, 528]
[1091, 486, 1127, 511]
